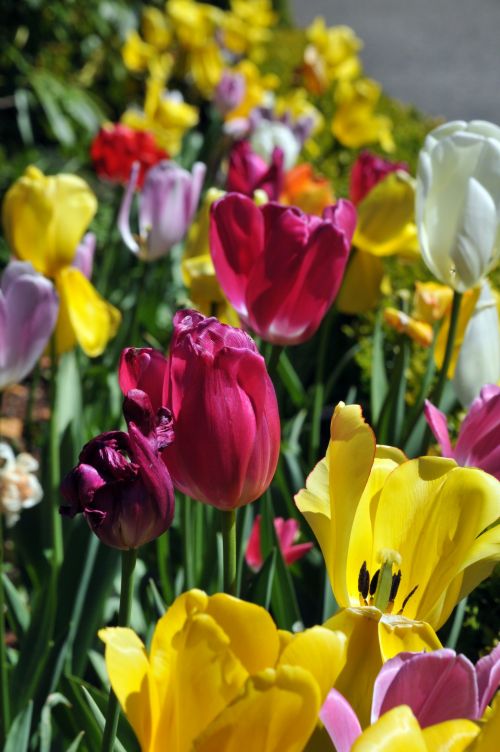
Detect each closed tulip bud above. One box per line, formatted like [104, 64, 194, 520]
[226, 141, 284, 201]
[210, 193, 356, 345]
[416, 120, 500, 291]
[0, 261, 59, 389]
[214, 71, 246, 116]
[349, 151, 409, 205]
[118, 159, 206, 261]
[163, 310, 280, 510]
[60, 389, 175, 549]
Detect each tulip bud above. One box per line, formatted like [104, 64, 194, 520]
[60, 389, 175, 549]
[119, 347, 168, 414]
[162, 310, 280, 510]
[214, 71, 246, 116]
[349, 151, 409, 205]
[416, 120, 500, 291]
[118, 159, 206, 261]
[210, 193, 356, 345]
[0, 261, 59, 389]
[226, 141, 284, 201]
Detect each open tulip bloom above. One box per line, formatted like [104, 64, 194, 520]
[209, 192, 356, 345]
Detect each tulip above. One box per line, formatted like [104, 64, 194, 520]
[162, 310, 280, 510]
[383, 308, 433, 348]
[0, 442, 43, 527]
[99, 588, 347, 752]
[90, 123, 167, 188]
[72, 232, 96, 279]
[303, 19, 362, 94]
[332, 78, 394, 152]
[226, 140, 284, 201]
[453, 281, 500, 406]
[350, 151, 409, 206]
[416, 120, 500, 291]
[2, 166, 120, 357]
[424, 385, 500, 479]
[118, 159, 206, 261]
[0, 261, 59, 390]
[119, 347, 168, 414]
[295, 402, 500, 723]
[60, 389, 175, 549]
[214, 71, 246, 116]
[413, 281, 453, 324]
[245, 515, 313, 571]
[210, 193, 356, 345]
[250, 120, 301, 171]
[280, 163, 334, 216]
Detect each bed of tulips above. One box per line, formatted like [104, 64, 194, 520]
[1, 2, 500, 750]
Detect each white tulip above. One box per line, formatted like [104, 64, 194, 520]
[453, 281, 500, 406]
[250, 120, 301, 171]
[416, 120, 500, 291]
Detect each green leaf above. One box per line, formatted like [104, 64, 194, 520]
[277, 352, 307, 408]
[39, 692, 71, 752]
[4, 701, 33, 752]
[247, 550, 276, 610]
[371, 311, 388, 424]
[66, 731, 85, 752]
[2, 572, 29, 636]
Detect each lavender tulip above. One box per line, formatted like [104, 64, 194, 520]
[214, 71, 245, 116]
[60, 389, 175, 549]
[118, 159, 206, 261]
[0, 261, 58, 389]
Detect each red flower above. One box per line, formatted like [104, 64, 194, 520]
[227, 140, 284, 200]
[349, 151, 409, 205]
[90, 123, 167, 188]
[245, 515, 313, 571]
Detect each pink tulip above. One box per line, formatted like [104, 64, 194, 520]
[163, 310, 280, 510]
[0, 261, 59, 389]
[320, 689, 362, 752]
[119, 159, 206, 261]
[119, 347, 168, 414]
[245, 515, 313, 571]
[210, 193, 356, 345]
[349, 151, 409, 205]
[226, 141, 284, 201]
[424, 385, 500, 480]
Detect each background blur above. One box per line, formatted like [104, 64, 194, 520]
[292, 0, 500, 122]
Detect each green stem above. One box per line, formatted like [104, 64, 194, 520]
[0, 518, 10, 745]
[266, 345, 284, 384]
[446, 597, 468, 650]
[182, 496, 195, 590]
[100, 547, 138, 752]
[156, 533, 173, 605]
[49, 338, 63, 571]
[221, 510, 237, 595]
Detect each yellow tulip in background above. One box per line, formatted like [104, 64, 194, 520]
[2, 165, 121, 357]
[100, 589, 347, 752]
[332, 78, 394, 152]
[296, 402, 500, 724]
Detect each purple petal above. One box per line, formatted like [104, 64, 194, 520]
[476, 643, 500, 715]
[423, 400, 454, 457]
[118, 161, 140, 254]
[320, 689, 362, 752]
[73, 232, 96, 279]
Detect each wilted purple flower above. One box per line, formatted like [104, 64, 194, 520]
[72, 232, 96, 279]
[118, 159, 206, 261]
[0, 260, 59, 389]
[214, 71, 246, 116]
[60, 389, 175, 549]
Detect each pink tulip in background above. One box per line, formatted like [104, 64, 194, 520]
[320, 646, 500, 751]
[118, 159, 206, 261]
[349, 150, 409, 205]
[0, 261, 59, 390]
[424, 385, 500, 479]
[210, 193, 356, 345]
[226, 140, 284, 200]
[245, 515, 313, 571]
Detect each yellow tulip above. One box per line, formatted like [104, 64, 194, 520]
[383, 307, 433, 348]
[222, 0, 275, 59]
[333, 78, 394, 152]
[303, 18, 362, 94]
[413, 281, 454, 324]
[3, 166, 97, 277]
[99, 589, 347, 752]
[296, 403, 500, 724]
[2, 166, 120, 357]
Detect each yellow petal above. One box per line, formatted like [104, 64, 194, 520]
[194, 666, 321, 752]
[350, 706, 427, 751]
[122, 31, 156, 72]
[278, 626, 347, 702]
[354, 172, 416, 257]
[471, 694, 500, 751]
[3, 166, 97, 276]
[98, 627, 158, 752]
[422, 719, 479, 751]
[336, 249, 385, 314]
[295, 456, 333, 587]
[377, 612, 442, 662]
[55, 268, 121, 357]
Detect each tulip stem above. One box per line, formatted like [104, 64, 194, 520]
[0, 518, 11, 745]
[266, 345, 284, 383]
[221, 510, 237, 595]
[100, 547, 138, 752]
[446, 596, 468, 651]
[49, 338, 63, 570]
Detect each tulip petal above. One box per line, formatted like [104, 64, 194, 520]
[421, 720, 480, 751]
[476, 643, 500, 715]
[354, 172, 416, 256]
[423, 401, 454, 457]
[320, 688, 362, 752]
[99, 627, 158, 752]
[55, 268, 121, 357]
[336, 249, 385, 314]
[472, 693, 500, 751]
[119, 347, 168, 413]
[194, 666, 321, 752]
[118, 161, 141, 254]
[351, 706, 427, 751]
[452, 176, 497, 290]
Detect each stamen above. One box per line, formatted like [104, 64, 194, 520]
[377, 548, 402, 567]
[369, 569, 380, 597]
[373, 549, 402, 612]
[389, 570, 402, 603]
[399, 585, 419, 614]
[358, 561, 370, 601]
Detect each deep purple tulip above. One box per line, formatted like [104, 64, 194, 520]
[0, 260, 59, 389]
[118, 159, 206, 261]
[424, 384, 500, 480]
[60, 389, 175, 549]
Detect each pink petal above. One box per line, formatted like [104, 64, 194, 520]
[476, 643, 500, 715]
[455, 386, 500, 476]
[275, 517, 299, 550]
[245, 515, 263, 571]
[423, 400, 454, 457]
[283, 541, 313, 566]
[320, 689, 362, 752]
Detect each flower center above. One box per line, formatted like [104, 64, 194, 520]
[358, 549, 418, 614]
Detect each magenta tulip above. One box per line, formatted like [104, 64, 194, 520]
[226, 141, 284, 201]
[0, 261, 59, 390]
[349, 151, 409, 205]
[60, 389, 175, 549]
[210, 193, 356, 345]
[424, 384, 500, 480]
[245, 515, 313, 571]
[119, 346, 168, 414]
[162, 310, 280, 510]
